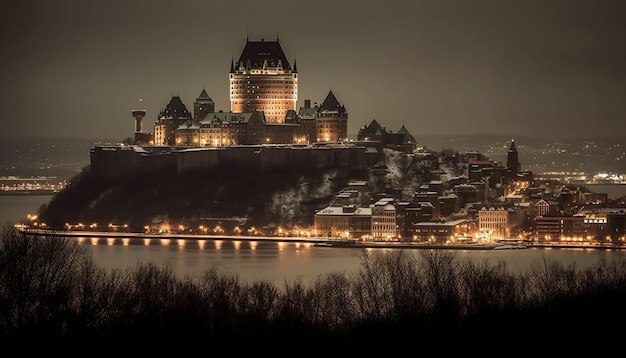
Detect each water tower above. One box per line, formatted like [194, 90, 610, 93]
[131, 108, 146, 133]
[131, 99, 150, 145]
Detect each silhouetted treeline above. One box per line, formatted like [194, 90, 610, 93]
[1, 224, 625, 352]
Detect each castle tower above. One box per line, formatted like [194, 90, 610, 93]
[194, 88, 215, 120]
[153, 96, 192, 146]
[506, 139, 521, 175]
[316, 90, 348, 142]
[229, 37, 298, 123]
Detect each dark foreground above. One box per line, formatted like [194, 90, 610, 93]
[3, 225, 626, 353]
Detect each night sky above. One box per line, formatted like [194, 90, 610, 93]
[3, 0, 625, 141]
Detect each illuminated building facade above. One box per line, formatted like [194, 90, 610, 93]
[175, 111, 264, 147]
[534, 216, 585, 241]
[314, 205, 372, 239]
[413, 219, 471, 244]
[315, 90, 348, 142]
[371, 198, 397, 240]
[229, 37, 297, 123]
[478, 204, 510, 238]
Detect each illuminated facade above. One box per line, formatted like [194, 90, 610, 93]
[371, 198, 397, 240]
[314, 205, 372, 239]
[175, 111, 263, 147]
[478, 205, 509, 238]
[229, 37, 297, 123]
[315, 90, 348, 142]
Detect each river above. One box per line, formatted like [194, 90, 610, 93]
[2, 194, 626, 285]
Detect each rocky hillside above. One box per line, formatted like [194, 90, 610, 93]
[36, 147, 462, 233]
[37, 164, 368, 232]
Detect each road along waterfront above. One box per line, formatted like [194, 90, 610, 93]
[19, 228, 626, 251]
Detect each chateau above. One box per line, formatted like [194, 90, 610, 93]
[93, 36, 417, 178]
[136, 37, 356, 148]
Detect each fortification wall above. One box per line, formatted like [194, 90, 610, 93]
[90, 144, 375, 178]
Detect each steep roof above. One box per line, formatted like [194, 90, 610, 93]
[398, 125, 417, 144]
[320, 91, 340, 111]
[234, 38, 291, 71]
[159, 96, 192, 120]
[358, 119, 384, 137]
[318, 90, 348, 117]
[196, 88, 213, 102]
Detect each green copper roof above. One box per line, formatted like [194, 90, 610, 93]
[398, 125, 416, 143]
[197, 88, 213, 101]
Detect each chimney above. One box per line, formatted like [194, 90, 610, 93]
[305, 99, 310, 108]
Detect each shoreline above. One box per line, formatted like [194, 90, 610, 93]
[17, 228, 626, 251]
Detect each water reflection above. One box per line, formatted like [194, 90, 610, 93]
[67, 235, 626, 284]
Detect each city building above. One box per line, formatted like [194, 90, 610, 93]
[534, 216, 585, 242]
[478, 204, 510, 238]
[413, 219, 472, 244]
[371, 197, 397, 240]
[314, 205, 372, 239]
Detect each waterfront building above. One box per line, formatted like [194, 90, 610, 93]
[314, 205, 372, 239]
[534, 215, 585, 242]
[371, 197, 397, 240]
[413, 219, 472, 244]
[478, 204, 510, 238]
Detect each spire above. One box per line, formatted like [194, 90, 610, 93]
[230, 57, 234, 72]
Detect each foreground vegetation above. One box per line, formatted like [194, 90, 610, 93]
[1, 224, 625, 351]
